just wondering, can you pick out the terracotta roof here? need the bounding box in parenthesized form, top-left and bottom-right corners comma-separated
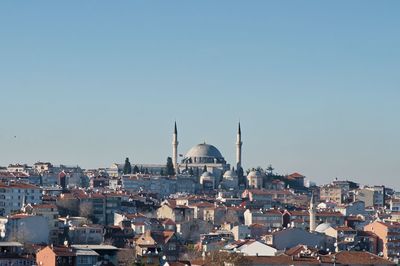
(321, 251, 395, 265)
(32, 204, 57, 209)
(377, 221, 400, 228)
(161, 218, 176, 226)
(0, 182, 40, 189)
(288, 210, 309, 216)
(285, 244, 318, 256)
(191, 202, 215, 208)
(242, 251, 395, 265)
(316, 211, 343, 217)
(249, 223, 267, 229)
(287, 172, 305, 179)
(9, 214, 30, 219)
(245, 254, 320, 265)
(335, 226, 356, 232)
(247, 189, 292, 195)
(41, 246, 76, 257)
(150, 230, 175, 245)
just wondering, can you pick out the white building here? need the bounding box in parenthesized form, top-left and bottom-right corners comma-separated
(5, 214, 50, 244)
(244, 209, 283, 228)
(7, 164, 29, 174)
(224, 239, 277, 256)
(0, 182, 42, 216)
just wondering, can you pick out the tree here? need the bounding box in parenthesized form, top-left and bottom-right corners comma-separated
(207, 251, 251, 266)
(132, 165, 139, 174)
(203, 165, 208, 173)
(166, 157, 175, 176)
(116, 248, 137, 266)
(266, 164, 274, 176)
(237, 166, 244, 185)
(123, 158, 132, 174)
(79, 201, 96, 223)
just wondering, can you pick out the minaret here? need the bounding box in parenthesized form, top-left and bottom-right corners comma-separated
(309, 193, 316, 232)
(236, 122, 243, 170)
(172, 121, 179, 171)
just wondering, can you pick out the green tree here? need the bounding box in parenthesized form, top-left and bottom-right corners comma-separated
(166, 157, 175, 176)
(237, 166, 245, 187)
(123, 157, 132, 174)
(203, 165, 208, 173)
(132, 165, 139, 174)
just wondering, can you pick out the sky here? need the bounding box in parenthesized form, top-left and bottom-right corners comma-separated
(0, 1, 399, 187)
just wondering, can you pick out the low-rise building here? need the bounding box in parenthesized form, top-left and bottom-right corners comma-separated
(263, 228, 331, 251)
(364, 221, 400, 260)
(244, 209, 283, 228)
(68, 224, 104, 245)
(0, 182, 42, 215)
(224, 239, 277, 256)
(157, 202, 194, 223)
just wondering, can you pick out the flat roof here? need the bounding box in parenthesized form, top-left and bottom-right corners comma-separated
(75, 249, 99, 256)
(71, 245, 118, 250)
(0, 242, 23, 247)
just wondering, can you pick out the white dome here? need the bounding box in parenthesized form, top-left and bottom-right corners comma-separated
(315, 223, 333, 233)
(200, 171, 215, 185)
(223, 170, 238, 180)
(201, 171, 213, 178)
(247, 170, 262, 179)
(182, 143, 226, 164)
(186, 143, 223, 158)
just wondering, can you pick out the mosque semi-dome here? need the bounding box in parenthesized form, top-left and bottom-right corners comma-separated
(223, 170, 238, 180)
(182, 143, 226, 164)
(200, 171, 215, 185)
(247, 170, 262, 179)
(315, 223, 333, 233)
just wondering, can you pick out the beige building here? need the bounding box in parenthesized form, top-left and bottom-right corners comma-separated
(355, 186, 385, 208)
(31, 204, 59, 244)
(319, 184, 343, 204)
(364, 221, 400, 260)
(247, 171, 263, 189)
(157, 203, 194, 223)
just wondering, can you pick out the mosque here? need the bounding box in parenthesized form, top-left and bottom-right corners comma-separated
(172, 122, 243, 189)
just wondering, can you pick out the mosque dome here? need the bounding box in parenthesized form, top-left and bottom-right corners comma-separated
(221, 170, 239, 190)
(223, 170, 238, 180)
(200, 171, 214, 185)
(315, 223, 333, 233)
(182, 143, 226, 164)
(247, 170, 262, 179)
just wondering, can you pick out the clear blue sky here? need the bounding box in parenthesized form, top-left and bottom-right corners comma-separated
(0, 1, 399, 187)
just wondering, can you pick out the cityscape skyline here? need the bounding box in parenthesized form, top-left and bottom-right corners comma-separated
(2, 2, 400, 265)
(1, 1, 399, 187)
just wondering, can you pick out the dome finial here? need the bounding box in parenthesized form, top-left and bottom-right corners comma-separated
(174, 121, 177, 134)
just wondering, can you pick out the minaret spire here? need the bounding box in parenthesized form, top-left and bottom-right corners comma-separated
(172, 121, 179, 172)
(236, 121, 242, 170)
(309, 193, 316, 232)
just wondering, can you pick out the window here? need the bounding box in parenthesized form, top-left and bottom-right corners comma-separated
(78, 256, 89, 264)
